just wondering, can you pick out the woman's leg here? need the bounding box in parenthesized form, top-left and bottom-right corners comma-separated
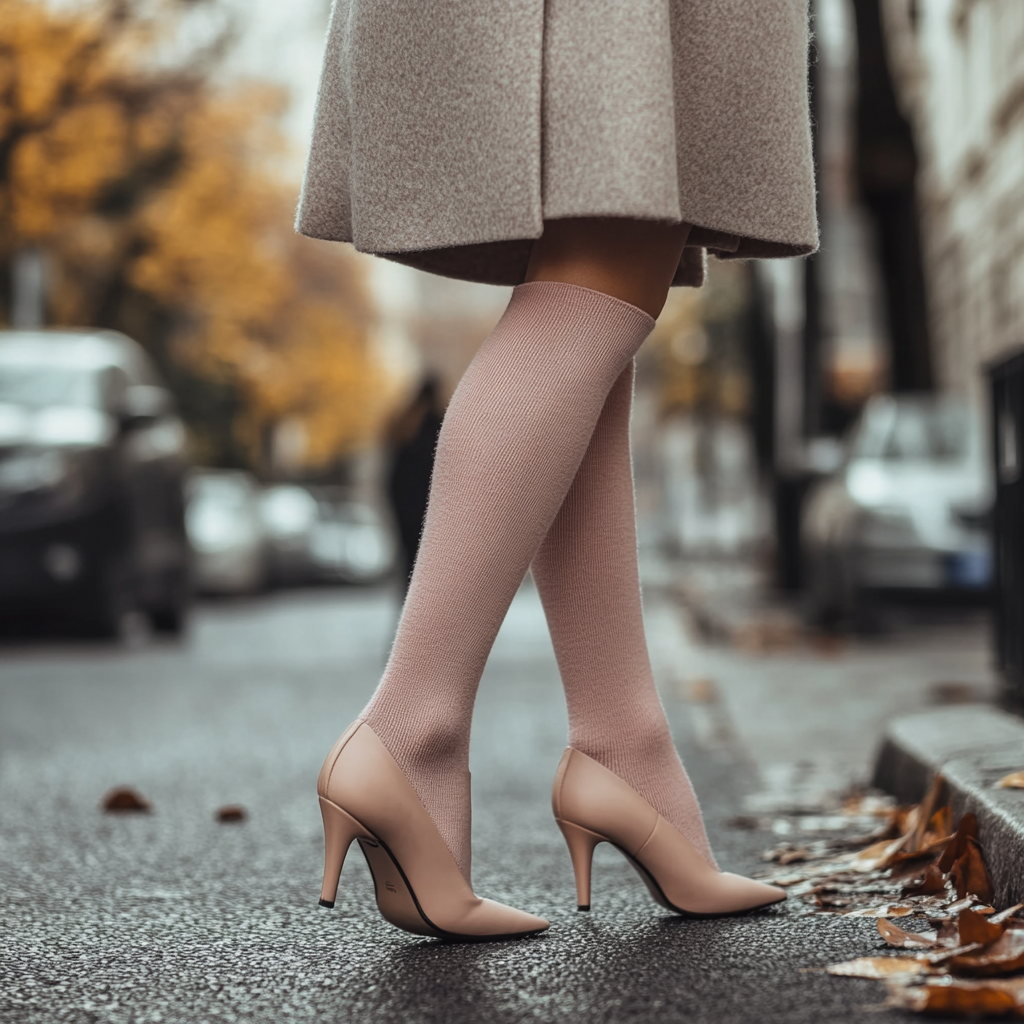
(362, 218, 689, 880)
(522, 217, 689, 318)
(527, 218, 714, 867)
(531, 363, 716, 867)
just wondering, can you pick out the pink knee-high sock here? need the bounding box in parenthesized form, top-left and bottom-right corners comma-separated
(531, 362, 717, 868)
(361, 282, 654, 879)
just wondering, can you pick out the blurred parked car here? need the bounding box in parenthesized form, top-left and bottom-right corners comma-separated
(260, 483, 320, 586)
(307, 489, 394, 585)
(0, 329, 190, 636)
(803, 394, 993, 626)
(186, 470, 267, 594)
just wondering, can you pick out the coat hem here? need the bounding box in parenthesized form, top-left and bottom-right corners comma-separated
(295, 213, 817, 290)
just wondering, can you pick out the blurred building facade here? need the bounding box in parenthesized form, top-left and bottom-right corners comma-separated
(883, 0, 1024, 396)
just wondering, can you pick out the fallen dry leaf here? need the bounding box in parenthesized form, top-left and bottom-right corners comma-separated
(886, 975, 1024, 1017)
(777, 847, 813, 865)
(935, 897, 990, 919)
(842, 793, 898, 819)
(959, 907, 1006, 947)
(852, 837, 908, 873)
(891, 805, 919, 838)
(931, 918, 961, 945)
(995, 771, 1024, 790)
(878, 919, 939, 948)
(906, 777, 949, 854)
(951, 840, 995, 905)
(844, 903, 915, 919)
(915, 943, 984, 966)
(760, 792, 999, 935)
(950, 929, 1024, 977)
(827, 957, 929, 980)
(938, 813, 979, 873)
(216, 805, 247, 823)
(904, 864, 948, 897)
(102, 787, 151, 813)
(991, 904, 1024, 925)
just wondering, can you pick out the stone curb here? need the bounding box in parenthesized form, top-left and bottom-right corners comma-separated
(872, 705, 1024, 907)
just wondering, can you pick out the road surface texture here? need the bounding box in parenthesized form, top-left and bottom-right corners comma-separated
(1, 577, 991, 1024)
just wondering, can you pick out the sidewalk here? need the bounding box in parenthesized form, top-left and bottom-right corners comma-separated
(646, 557, 1000, 812)
(0, 574, 1000, 1024)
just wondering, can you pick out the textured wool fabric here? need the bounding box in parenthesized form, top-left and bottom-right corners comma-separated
(296, 0, 818, 288)
(531, 362, 716, 868)
(361, 282, 654, 879)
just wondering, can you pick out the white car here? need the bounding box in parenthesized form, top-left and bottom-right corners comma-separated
(186, 470, 268, 594)
(307, 495, 394, 585)
(260, 484, 320, 586)
(802, 394, 993, 626)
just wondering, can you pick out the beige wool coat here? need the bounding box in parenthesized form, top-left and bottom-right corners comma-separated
(297, 0, 818, 287)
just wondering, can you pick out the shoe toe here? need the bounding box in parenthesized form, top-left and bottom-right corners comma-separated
(474, 898, 549, 937)
(719, 873, 787, 911)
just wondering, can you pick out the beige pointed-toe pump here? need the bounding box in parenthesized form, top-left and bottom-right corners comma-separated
(552, 748, 786, 916)
(317, 721, 549, 941)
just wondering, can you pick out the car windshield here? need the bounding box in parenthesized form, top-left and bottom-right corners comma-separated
(850, 399, 975, 462)
(0, 364, 100, 409)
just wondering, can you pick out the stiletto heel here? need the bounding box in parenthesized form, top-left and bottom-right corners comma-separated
(556, 819, 601, 911)
(318, 796, 371, 908)
(552, 748, 786, 918)
(316, 721, 548, 940)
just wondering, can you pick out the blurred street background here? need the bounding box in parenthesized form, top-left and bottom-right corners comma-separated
(2, 1, 1023, 1021)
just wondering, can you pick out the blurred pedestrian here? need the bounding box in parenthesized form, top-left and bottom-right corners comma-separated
(299, 0, 818, 939)
(385, 377, 445, 595)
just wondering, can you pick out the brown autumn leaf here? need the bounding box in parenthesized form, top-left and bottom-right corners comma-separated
(777, 847, 813, 866)
(926, 805, 954, 844)
(936, 897, 992, 919)
(814, 894, 857, 910)
(891, 805, 919, 838)
(844, 903, 915, 918)
(991, 904, 1024, 925)
(931, 917, 961, 945)
(827, 957, 929, 980)
(903, 864, 947, 897)
(959, 908, 1007, 948)
(760, 798, 999, 928)
(216, 805, 247, 823)
(950, 929, 1024, 977)
(101, 787, 151, 813)
(886, 975, 1024, 1017)
(938, 813, 979, 873)
(995, 771, 1024, 790)
(904, 894, 967, 917)
(951, 838, 994, 905)
(915, 943, 984, 965)
(878, 919, 939, 948)
(852, 837, 908, 873)
(907, 776, 949, 854)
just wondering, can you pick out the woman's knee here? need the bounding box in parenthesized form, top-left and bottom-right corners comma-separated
(524, 217, 691, 319)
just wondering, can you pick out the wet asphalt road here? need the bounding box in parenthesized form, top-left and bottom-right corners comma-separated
(0, 584, 957, 1024)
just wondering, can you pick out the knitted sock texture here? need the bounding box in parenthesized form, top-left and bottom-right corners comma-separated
(532, 362, 716, 868)
(361, 282, 655, 880)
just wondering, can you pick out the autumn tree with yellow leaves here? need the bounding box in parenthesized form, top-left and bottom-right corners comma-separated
(0, 0, 389, 472)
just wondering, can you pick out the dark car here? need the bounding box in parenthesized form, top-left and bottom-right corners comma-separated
(0, 329, 191, 636)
